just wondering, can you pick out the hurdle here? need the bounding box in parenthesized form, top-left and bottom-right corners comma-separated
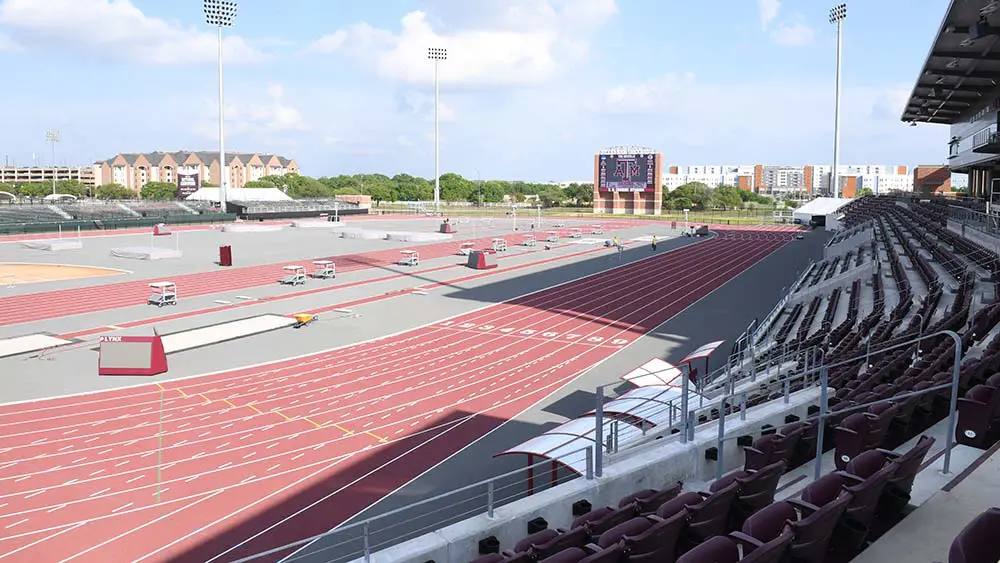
(591, 224, 604, 235)
(545, 231, 560, 243)
(458, 242, 476, 256)
(399, 250, 420, 267)
(279, 265, 307, 285)
(553, 221, 566, 228)
(147, 281, 177, 307)
(522, 234, 537, 247)
(310, 260, 336, 279)
(568, 228, 582, 239)
(491, 238, 508, 252)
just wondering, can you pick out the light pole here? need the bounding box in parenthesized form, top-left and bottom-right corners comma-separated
(45, 130, 60, 196)
(428, 47, 447, 214)
(829, 4, 846, 198)
(205, 0, 237, 212)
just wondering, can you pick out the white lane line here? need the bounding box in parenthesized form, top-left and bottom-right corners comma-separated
(126, 475, 144, 484)
(5, 518, 28, 529)
(89, 488, 110, 497)
(112, 502, 134, 513)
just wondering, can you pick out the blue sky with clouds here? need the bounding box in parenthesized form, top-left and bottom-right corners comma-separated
(0, 0, 954, 182)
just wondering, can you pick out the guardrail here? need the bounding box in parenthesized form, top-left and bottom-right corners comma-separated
(0, 213, 237, 235)
(232, 447, 595, 563)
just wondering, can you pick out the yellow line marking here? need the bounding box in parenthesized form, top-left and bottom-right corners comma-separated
(176, 389, 189, 398)
(274, 410, 293, 422)
(248, 404, 265, 415)
(303, 417, 323, 429)
(223, 399, 238, 409)
(331, 423, 355, 436)
(198, 393, 211, 404)
(365, 431, 389, 444)
(155, 382, 165, 391)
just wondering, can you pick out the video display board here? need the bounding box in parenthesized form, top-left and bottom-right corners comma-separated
(598, 153, 656, 192)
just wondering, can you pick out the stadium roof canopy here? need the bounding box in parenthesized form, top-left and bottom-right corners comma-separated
(185, 187, 292, 202)
(902, 0, 1000, 124)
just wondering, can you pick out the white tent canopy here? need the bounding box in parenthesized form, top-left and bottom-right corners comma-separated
(792, 197, 851, 228)
(184, 187, 292, 202)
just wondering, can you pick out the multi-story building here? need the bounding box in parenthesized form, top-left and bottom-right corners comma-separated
(0, 166, 97, 192)
(663, 164, 914, 196)
(93, 152, 299, 192)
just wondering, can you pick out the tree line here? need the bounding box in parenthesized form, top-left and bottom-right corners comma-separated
(0, 175, 804, 210)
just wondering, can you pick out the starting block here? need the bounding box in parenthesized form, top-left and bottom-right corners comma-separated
(458, 242, 476, 256)
(522, 234, 536, 247)
(467, 250, 498, 270)
(568, 229, 582, 239)
(292, 313, 319, 328)
(399, 250, 420, 267)
(279, 265, 307, 285)
(153, 223, 172, 236)
(310, 260, 336, 279)
(147, 281, 177, 307)
(553, 222, 566, 228)
(491, 238, 508, 252)
(591, 224, 604, 235)
(545, 231, 560, 243)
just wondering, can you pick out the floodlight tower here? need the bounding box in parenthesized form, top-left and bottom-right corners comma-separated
(45, 129, 60, 195)
(428, 47, 447, 213)
(829, 4, 847, 198)
(204, 0, 237, 211)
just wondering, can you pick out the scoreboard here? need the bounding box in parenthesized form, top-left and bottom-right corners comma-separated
(597, 153, 656, 192)
(98, 335, 168, 376)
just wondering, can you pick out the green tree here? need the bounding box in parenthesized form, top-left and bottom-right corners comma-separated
(95, 183, 134, 200)
(140, 182, 179, 200)
(856, 188, 874, 198)
(672, 196, 694, 211)
(564, 183, 594, 205)
(17, 183, 52, 198)
(244, 180, 276, 188)
(391, 174, 433, 201)
(438, 173, 474, 202)
(714, 185, 743, 210)
(538, 186, 566, 207)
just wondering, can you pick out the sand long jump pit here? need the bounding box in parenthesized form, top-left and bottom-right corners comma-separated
(0, 262, 129, 285)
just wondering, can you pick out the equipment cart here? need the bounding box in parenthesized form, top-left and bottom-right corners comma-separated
(279, 265, 307, 285)
(399, 250, 420, 267)
(491, 238, 508, 252)
(310, 260, 336, 279)
(147, 281, 177, 307)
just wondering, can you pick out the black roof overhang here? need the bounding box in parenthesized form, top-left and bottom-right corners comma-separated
(902, 0, 1000, 125)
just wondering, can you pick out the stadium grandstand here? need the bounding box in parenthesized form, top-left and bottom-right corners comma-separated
(227, 2, 1000, 562)
(3, 3, 1000, 563)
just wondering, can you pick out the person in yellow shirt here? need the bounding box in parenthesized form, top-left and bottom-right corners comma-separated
(652, 235, 657, 251)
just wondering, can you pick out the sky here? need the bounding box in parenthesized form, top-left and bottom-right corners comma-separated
(0, 0, 956, 182)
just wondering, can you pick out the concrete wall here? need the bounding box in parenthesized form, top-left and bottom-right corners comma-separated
(349, 387, 822, 563)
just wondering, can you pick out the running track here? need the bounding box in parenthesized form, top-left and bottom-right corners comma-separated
(0, 231, 792, 562)
(0, 224, 795, 328)
(0, 233, 563, 327)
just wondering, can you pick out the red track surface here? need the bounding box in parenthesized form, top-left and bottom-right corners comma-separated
(0, 234, 551, 327)
(0, 230, 791, 562)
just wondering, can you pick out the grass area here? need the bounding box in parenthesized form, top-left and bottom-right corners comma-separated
(373, 204, 795, 226)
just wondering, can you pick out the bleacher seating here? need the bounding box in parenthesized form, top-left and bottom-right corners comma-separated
(0, 204, 67, 224)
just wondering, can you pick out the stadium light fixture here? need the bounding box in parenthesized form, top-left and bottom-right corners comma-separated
(205, 0, 238, 212)
(428, 47, 447, 213)
(829, 4, 846, 198)
(45, 129, 60, 195)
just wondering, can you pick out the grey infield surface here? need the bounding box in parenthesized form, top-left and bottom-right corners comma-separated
(286, 228, 830, 563)
(0, 221, 688, 401)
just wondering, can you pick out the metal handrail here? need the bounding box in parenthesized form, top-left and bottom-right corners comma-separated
(231, 446, 595, 563)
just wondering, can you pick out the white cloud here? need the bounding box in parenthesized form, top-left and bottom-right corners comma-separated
(755, 0, 815, 47)
(194, 83, 307, 140)
(396, 91, 457, 123)
(595, 74, 936, 154)
(0, 0, 265, 64)
(771, 22, 816, 46)
(758, 0, 781, 28)
(307, 0, 618, 87)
